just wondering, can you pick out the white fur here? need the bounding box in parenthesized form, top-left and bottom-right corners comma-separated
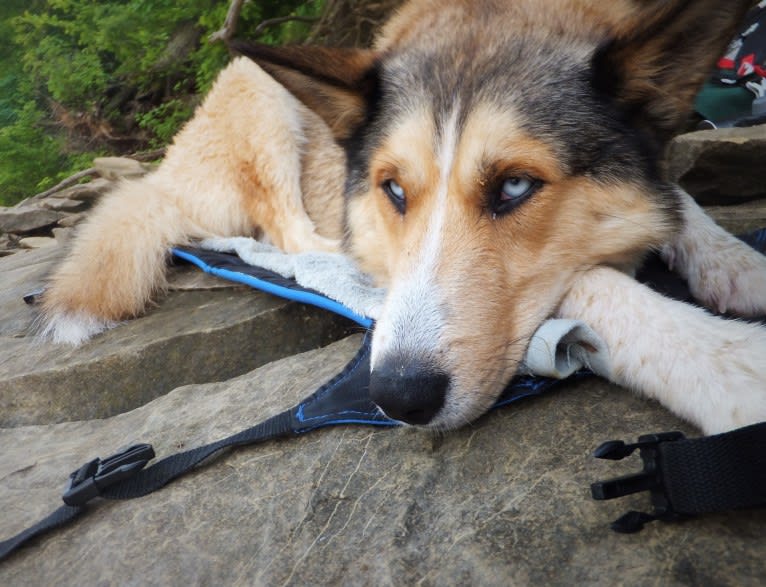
(663, 189, 766, 316)
(37, 312, 118, 346)
(558, 267, 766, 434)
(370, 108, 460, 370)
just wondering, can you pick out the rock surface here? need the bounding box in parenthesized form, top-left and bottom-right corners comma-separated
(667, 126, 766, 204)
(93, 156, 151, 180)
(0, 206, 63, 234)
(17, 236, 58, 249)
(0, 158, 144, 252)
(1, 338, 764, 586)
(705, 198, 766, 235)
(0, 247, 354, 427)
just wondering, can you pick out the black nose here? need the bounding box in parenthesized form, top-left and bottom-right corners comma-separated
(369, 361, 449, 425)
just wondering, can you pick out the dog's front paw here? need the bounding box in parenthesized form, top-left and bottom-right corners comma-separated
(38, 309, 117, 346)
(663, 235, 766, 317)
(668, 190, 766, 317)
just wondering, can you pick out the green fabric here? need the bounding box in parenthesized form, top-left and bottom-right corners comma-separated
(694, 81, 754, 122)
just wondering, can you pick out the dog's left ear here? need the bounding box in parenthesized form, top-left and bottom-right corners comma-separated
(592, 0, 752, 145)
(230, 41, 379, 141)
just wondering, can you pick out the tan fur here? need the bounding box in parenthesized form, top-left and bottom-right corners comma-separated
(379, 0, 637, 48)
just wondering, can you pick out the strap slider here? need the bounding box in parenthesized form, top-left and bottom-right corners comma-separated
(590, 431, 685, 533)
(62, 444, 155, 506)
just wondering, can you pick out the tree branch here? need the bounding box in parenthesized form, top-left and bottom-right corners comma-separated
(22, 168, 99, 205)
(130, 148, 167, 162)
(209, 0, 246, 44)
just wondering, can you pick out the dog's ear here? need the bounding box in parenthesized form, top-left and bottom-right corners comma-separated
(592, 0, 751, 145)
(230, 41, 379, 141)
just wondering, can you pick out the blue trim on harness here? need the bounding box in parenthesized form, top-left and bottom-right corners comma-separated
(171, 248, 373, 328)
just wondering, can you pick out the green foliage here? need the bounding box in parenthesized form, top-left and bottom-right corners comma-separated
(135, 99, 195, 147)
(0, 103, 73, 201)
(0, 0, 323, 206)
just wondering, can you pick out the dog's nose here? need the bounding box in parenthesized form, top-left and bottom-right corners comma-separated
(369, 362, 448, 425)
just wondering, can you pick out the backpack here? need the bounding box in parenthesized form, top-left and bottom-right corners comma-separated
(695, 1, 766, 127)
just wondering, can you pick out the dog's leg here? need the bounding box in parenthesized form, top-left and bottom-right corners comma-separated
(662, 189, 766, 316)
(229, 65, 342, 254)
(40, 177, 194, 345)
(40, 58, 338, 345)
(557, 266, 766, 434)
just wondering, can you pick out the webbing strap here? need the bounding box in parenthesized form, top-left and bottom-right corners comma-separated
(0, 506, 84, 561)
(103, 412, 296, 499)
(591, 422, 766, 532)
(661, 423, 766, 514)
(0, 410, 296, 562)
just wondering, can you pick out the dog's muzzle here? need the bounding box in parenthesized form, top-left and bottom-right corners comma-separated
(369, 360, 449, 425)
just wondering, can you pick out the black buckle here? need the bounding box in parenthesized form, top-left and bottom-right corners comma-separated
(590, 431, 685, 533)
(62, 444, 155, 506)
(23, 288, 45, 305)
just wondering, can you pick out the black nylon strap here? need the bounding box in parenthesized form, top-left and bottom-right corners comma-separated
(0, 411, 294, 562)
(661, 422, 766, 514)
(0, 505, 84, 560)
(52, 410, 305, 506)
(591, 422, 766, 532)
(103, 412, 295, 499)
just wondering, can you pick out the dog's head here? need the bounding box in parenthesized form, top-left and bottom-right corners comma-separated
(235, 0, 750, 428)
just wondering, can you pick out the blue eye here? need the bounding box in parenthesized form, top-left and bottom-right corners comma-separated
(492, 176, 540, 216)
(501, 177, 533, 201)
(383, 179, 406, 214)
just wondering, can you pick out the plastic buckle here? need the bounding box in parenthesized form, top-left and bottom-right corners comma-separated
(23, 288, 45, 305)
(62, 444, 155, 506)
(590, 431, 685, 533)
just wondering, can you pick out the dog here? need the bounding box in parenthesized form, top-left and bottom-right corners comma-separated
(40, 0, 766, 434)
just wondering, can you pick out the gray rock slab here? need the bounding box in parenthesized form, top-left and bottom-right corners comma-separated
(165, 263, 243, 291)
(0, 246, 63, 335)
(0, 337, 762, 586)
(93, 157, 150, 180)
(39, 197, 90, 213)
(0, 247, 353, 427)
(56, 178, 113, 202)
(52, 227, 73, 245)
(17, 236, 58, 250)
(0, 206, 63, 234)
(706, 199, 766, 235)
(667, 126, 766, 205)
(56, 212, 87, 227)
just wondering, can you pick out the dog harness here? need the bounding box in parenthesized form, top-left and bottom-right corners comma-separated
(2, 237, 766, 561)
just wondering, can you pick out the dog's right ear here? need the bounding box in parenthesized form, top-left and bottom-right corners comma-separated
(591, 0, 752, 146)
(230, 41, 379, 141)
